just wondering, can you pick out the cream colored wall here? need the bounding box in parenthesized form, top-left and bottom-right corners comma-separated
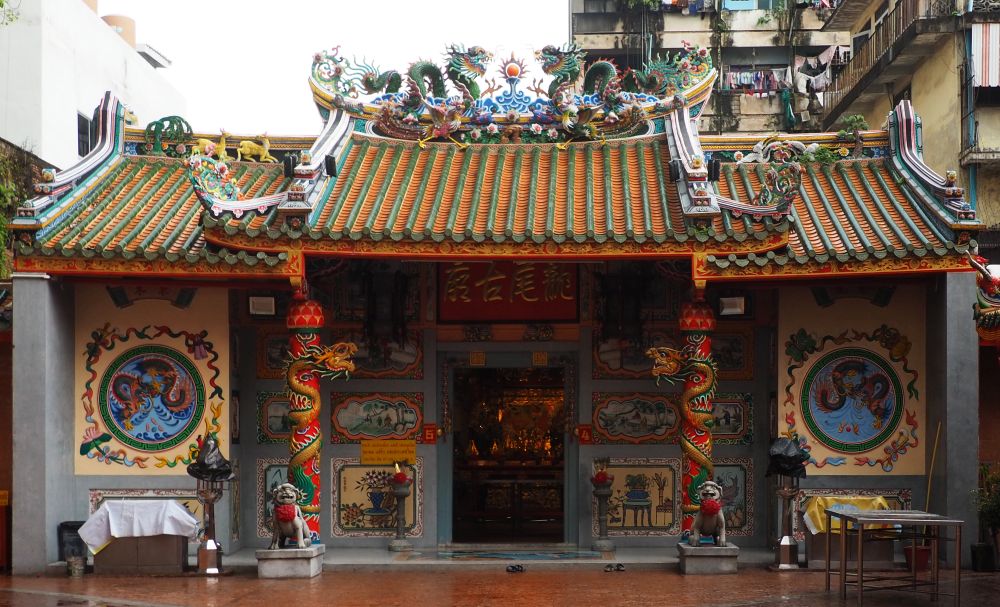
(74, 285, 229, 475)
(910, 37, 962, 176)
(975, 165, 1000, 228)
(977, 106, 1000, 150)
(867, 95, 892, 129)
(847, 0, 889, 36)
(855, 37, 961, 175)
(777, 285, 926, 476)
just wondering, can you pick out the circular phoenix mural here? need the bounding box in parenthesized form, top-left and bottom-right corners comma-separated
(801, 348, 903, 453)
(99, 345, 205, 451)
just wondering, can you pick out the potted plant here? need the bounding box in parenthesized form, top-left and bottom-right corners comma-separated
(972, 464, 1000, 572)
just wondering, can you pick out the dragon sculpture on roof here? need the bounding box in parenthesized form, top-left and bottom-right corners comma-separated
(309, 41, 716, 146)
(970, 252, 1000, 345)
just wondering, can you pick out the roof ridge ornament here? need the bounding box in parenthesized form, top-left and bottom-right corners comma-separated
(308, 41, 716, 145)
(187, 154, 285, 220)
(887, 99, 976, 224)
(16, 92, 130, 223)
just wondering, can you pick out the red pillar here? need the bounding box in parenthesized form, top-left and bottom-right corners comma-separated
(285, 291, 325, 541)
(678, 300, 717, 534)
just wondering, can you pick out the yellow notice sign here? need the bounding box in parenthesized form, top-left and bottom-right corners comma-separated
(0, 490, 8, 506)
(360, 440, 416, 465)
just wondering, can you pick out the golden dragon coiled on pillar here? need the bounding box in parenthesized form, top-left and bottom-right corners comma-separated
(285, 340, 356, 518)
(647, 337, 717, 526)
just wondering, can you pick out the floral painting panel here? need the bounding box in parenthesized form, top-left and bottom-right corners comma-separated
(331, 457, 423, 537)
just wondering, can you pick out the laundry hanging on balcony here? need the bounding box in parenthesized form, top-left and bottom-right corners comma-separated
(972, 23, 1000, 87)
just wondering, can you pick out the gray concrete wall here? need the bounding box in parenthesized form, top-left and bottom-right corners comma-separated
(12, 275, 76, 573)
(926, 272, 980, 560)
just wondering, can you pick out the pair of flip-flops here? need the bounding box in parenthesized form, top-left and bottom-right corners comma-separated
(505, 564, 525, 573)
(603, 563, 626, 572)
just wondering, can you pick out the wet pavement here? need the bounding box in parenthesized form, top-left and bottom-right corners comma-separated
(1, 567, 999, 607)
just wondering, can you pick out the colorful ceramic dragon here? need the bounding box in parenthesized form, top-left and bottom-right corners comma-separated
(582, 59, 619, 95)
(622, 43, 714, 97)
(407, 45, 492, 99)
(444, 44, 492, 99)
(536, 43, 586, 99)
(286, 337, 356, 538)
(970, 252, 1000, 343)
(647, 308, 718, 534)
(361, 67, 402, 95)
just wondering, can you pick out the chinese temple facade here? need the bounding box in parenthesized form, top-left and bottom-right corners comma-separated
(8, 43, 984, 572)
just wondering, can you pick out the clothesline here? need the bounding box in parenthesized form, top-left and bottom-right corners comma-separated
(720, 68, 793, 96)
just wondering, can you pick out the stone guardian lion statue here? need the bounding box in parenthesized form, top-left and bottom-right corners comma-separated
(690, 480, 726, 547)
(269, 483, 311, 549)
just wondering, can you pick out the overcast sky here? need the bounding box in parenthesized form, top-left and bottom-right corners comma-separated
(99, 0, 571, 135)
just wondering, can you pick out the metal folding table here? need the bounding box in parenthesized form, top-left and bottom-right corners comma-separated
(824, 509, 963, 606)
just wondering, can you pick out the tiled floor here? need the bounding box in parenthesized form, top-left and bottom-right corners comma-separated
(218, 546, 776, 569)
(2, 567, 999, 607)
(1, 548, 997, 606)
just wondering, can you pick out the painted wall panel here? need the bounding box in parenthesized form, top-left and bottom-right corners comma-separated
(74, 285, 229, 474)
(778, 286, 925, 475)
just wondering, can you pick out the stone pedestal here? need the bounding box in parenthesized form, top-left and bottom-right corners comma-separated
(676, 542, 739, 575)
(388, 480, 413, 552)
(255, 544, 325, 578)
(591, 481, 615, 552)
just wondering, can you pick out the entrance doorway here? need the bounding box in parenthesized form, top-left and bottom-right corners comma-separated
(451, 367, 565, 543)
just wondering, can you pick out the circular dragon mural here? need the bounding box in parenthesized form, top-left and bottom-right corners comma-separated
(801, 348, 903, 453)
(99, 346, 205, 452)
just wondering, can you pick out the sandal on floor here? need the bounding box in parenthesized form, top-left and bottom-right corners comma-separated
(615, 563, 626, 572)
(604, 564, 615, 572)
(506, 564, 524, 573)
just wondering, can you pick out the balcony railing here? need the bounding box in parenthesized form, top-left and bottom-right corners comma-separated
(825, 0, 922, 118)
(824, 0, 958, 124)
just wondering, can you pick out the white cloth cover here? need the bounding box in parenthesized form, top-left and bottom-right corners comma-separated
(78, 499, 199, 554)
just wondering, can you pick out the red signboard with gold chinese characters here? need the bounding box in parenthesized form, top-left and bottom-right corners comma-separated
(438, 262, 577, 322)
